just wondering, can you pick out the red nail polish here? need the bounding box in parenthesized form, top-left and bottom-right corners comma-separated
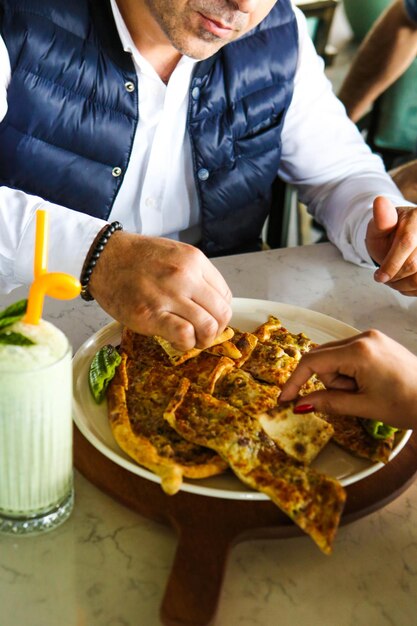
(293, 403, 314, 414)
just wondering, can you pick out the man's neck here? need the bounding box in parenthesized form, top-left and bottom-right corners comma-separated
(115, 0, 182, 82)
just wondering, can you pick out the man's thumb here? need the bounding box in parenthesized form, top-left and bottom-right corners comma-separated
(372, 195, 398, 235)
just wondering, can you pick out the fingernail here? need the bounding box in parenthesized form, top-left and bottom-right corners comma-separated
(374, 270, 390, 284)
(293, 403, 315, 414)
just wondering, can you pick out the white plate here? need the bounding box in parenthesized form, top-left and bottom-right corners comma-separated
(72, 298, 411, 500)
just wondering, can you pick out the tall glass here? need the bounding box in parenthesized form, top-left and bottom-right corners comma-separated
(0, 320, 73, 534)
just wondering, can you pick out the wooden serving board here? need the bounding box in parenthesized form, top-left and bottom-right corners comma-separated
(74, 425, 417, 626)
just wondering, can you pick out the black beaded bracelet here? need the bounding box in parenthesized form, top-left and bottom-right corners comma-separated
(80, 221, 123, 301)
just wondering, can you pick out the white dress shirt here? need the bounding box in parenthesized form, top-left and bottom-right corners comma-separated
(0, 3, 408, 293)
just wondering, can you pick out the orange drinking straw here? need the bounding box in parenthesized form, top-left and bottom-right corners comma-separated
(24, 210, 81, 325)
(34, 208, 49, 277)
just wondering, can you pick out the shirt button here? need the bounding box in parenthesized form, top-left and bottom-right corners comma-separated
(112, 167, 122, 177)
(191, 86, 200, 100)
(125, 81, 135, 92)
(145, 197, 156, 208)
(197, 168, 209, 181)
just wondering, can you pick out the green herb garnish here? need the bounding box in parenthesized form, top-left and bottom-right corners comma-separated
(0, 314, 27, 330)
(0, 299, 27, 323)
(362, 419, 398, 440)
(89, 344, 122, 404)
(0, 331, 35, 346)
(0, 299, 33, 345)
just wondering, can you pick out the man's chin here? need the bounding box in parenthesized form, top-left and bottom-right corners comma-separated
(175, 35, 230, 60)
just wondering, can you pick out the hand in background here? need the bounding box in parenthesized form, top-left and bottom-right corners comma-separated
(279, 330, 417, 429)
(87, 231, 233, 351)
(366, 195, 417, 296)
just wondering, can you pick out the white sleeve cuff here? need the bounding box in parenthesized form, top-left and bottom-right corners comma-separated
(14, 201, 108, 285)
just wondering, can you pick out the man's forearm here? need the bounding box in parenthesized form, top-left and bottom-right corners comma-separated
(339, 0, 417, 122)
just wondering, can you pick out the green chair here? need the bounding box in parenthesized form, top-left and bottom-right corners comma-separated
(342, 0, 391, 42)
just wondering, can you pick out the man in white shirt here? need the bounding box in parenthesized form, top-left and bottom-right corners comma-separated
(1, 0, 417, 351)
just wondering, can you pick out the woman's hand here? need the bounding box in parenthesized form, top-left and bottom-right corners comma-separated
(87, 231, 233, 352)
(280, 329, 417, 429)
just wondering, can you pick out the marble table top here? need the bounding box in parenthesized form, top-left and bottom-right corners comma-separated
(1, 242, 417, 626)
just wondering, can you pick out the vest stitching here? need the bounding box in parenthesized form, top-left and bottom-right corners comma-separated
(190, 80, 289, 123)
(187, 136, 281, 175)
(6, 8, 94, 43)
(4, 123, 118, 169)
(14, 68, 136, 120)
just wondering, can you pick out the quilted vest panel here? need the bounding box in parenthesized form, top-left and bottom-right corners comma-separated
(0, 0, 298, 255)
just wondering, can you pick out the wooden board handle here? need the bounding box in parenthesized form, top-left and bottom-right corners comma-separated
(160, 523, 234, 626)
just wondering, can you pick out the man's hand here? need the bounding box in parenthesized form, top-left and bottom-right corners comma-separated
(279, 330, 417, 429)
(366, 195, 417, 295)
(87, 231, 233, 351)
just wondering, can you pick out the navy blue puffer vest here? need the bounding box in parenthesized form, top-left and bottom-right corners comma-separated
(0, 0, 298, 256)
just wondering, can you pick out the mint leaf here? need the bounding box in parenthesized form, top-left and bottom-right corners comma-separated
(0, 314, 26, 330)
(0, 299, 27, 320)
(0, 331, 35, 346)
(0, 299, 28, 330)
